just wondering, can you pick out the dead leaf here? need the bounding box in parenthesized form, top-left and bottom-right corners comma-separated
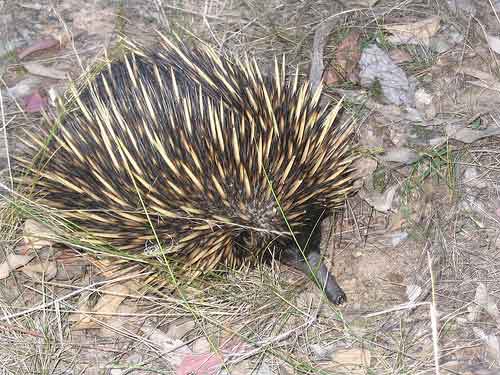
(101, 300, 139, 336)
(325, 32, 362, 85)
(24, 62, 68, 80)
(360, 184, 399, 213)
(475, 283, 500, 323)
(333, 348, 371, 366)
(388, 211, 406, 231)
(415, 88, 436, 120)
(71, 282, 132, 330)
(310, 343, 335, 360)
(17, 37, 60, 60)
(176, 353, 223, 375)
(389, 48, 412, 63)
(487, 34, 500, 55)
(459, 67, 496, 81)
(47, 87, 60, 106)
(385, 16, 441, 46)
(7, 77, 42, 98)
(473, 328, 500, 362)
(0, 254, 35, 279)
(446, 126, 500, 143)
(457, 67, 500, 91)
(23, 219, 56, 249)
(440, 361, 498, 375)
(380, 147, 419, 164)
(320, 348, 372, 374)
(22, 90, 48, 113)
(463, 167, 488, 189)
(192, 337, 211, 353)
(21, 260, 57, 281)
(18, 3, 44, 10)
(143, 326, 192, 366)
(230, 362, 273, 375)
(166, 320, 196, 341)
(448, 0, 477, 15)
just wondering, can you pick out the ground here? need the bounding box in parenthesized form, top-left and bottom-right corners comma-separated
(1, 0, 500, 374)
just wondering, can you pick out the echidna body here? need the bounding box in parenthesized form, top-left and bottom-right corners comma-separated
(19, 34, 357, 304)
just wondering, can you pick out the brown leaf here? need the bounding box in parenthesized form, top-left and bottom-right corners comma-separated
(325, 32, 362, 85)
(23, 219, 56, 249)
(7, 77, 42, 99)
(143, 326, 191, 367)
(23, 62, 67, 80)
(474, 328, 500, 363)
(360, 184, 399, 213)
(22, 90, 48, 113)
(385, 16, 441, 46)
(457, 67, 500, 91)
(70, 282, 132, 330)
(446, 126, 500, 143)
(0, 254, 35, 279)
(389, 48, 412, 64)
(21, 260, 57, 281)
(166, 320, 196, 341)
(320, 348, 372, 374)
(380, 147, 419, 164)
(17, 37, 60, 60)
(333, 348, 371, 366)
(176, 353, 223, 375)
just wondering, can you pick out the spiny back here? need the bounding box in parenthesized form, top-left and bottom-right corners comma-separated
(19, 34, 357, 273)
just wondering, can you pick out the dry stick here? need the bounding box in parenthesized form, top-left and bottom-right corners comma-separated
(428, 250, 441, 375)
(363, 206, 374, 247)
(346, 199, 362, 242)
(309, 8, 366, 90)
(489, 0, 500, 26)
(309, 19, 336, 91)
(0, 322, 44, 337)
(0, 89, 14, 192)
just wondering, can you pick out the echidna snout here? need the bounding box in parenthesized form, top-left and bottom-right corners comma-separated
(303, 252, 347, 305)
(282, 246, 346, 305)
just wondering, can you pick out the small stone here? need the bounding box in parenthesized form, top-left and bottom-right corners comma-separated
(463, 167, 487, 189)
(192, 337, 211, 353)
(166, 319, 196, 340)
(415, 88, 436, 120)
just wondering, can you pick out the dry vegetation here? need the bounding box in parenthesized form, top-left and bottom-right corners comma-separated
(1, 0, 500, 374)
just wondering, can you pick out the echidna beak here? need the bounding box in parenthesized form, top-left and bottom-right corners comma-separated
(304, 251, 347, 305)
(281, 248, 347, 305)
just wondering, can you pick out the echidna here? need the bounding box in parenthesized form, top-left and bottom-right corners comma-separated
(17, 33, 357, 304)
